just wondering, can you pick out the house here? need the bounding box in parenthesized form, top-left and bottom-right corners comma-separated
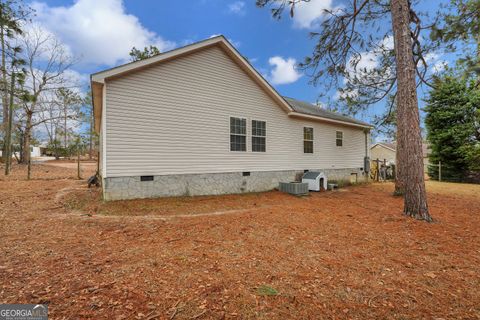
(0, 145, 41, 158)
(370, 142, 397, 164)
(370, 142, 430, 166)
(91, 36, 373, 200)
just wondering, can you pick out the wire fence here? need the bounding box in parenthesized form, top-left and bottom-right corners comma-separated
(370, 158, 480, 183)
(426, 162, 480, 183)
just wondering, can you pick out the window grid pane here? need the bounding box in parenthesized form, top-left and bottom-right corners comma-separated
(230, 135, 246, 151)
(231, 117, 246, 135)
(252, 120, 266, 137)
(252, 137, 266, 152)
(304, 141, 313, 153)
(304, 127, 313, 141)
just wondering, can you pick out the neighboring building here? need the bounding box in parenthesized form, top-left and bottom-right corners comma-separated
(0, 145, 42, 158)
(370, 142, 430, 166)
(370, 142, 397, 164)
(91, 36, 373, 200)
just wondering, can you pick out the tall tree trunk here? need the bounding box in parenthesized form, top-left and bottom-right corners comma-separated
(394, 116, 405, 196)
(19, 131, 23, 163)
(64, 104, 67, 149)
(77, 145, 81, 179)
(391, 0, 431, 221)
(23, 114, 32, 165)
(1, 22, 8, 164)
(477, 10, 480, 85)
(89, 110, 93, 160)
(4, 68, 15, 175)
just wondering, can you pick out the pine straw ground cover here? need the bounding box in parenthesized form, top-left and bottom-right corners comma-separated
(1, 162, 480, 319)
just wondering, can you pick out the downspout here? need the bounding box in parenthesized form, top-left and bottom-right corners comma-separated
(90, 85, 99, 177)
(364, 129, 370, 179)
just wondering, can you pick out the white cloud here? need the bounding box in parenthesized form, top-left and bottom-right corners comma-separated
(425, 52, 448, 73)
(432, 60, 448, 73)
(63, 69, 90, 92)
(31, 0, 176, 66)
(336, 36, 394, 101)
(292, 0, 334, 29)
(268, 56, 302, 85)
(228, 1, 246, 15)
(348, 36, 393, 74)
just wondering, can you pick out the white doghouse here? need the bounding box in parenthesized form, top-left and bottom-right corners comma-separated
(302, 171, 328, 191)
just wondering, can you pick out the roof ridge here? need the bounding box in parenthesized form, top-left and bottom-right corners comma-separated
(91, 35, 227, 77)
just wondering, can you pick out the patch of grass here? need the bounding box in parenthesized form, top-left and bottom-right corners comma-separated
(256, 285, 278, 296)
(62, 189, 101, 214)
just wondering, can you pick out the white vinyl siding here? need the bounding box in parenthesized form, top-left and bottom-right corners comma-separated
(104, 46, 368, 177)
(371, 145, 396, 163)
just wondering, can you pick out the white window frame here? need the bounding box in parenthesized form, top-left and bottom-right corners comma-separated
(229, 116, 247, 152)
(336, 131, 343, 147)
(251, 119, 266, 152)
(304, 127, 314, 154)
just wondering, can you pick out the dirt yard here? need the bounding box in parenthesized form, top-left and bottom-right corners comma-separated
(1, 162, 479, 319)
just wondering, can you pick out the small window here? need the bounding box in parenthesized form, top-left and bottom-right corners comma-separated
(242, 171, 251, 176)
(252, 120, 266, 152)
(304, 127, 313, 153)
(141, 175, 154, 181)
(230, 117, 246, 151)
(336, 131, 343, 147)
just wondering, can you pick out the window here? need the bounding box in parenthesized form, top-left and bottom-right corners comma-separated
(336, 131, 343, 147)
(304, 127, 313, 153)
(252, 120, 266, 152)
(230, 117, 246, 151)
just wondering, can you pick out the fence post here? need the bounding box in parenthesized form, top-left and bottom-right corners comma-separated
(438, 161, 442, 182)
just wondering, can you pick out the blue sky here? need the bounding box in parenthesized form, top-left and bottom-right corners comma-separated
(29, 0, 454, 137)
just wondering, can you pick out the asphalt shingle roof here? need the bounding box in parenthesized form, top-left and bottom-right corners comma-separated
(283, 97, 372, 127)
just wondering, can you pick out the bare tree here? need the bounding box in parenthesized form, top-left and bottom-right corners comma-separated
(17, 26, 75, 169)
(82, 89, 95, 160)
(37, 87, 83, 159)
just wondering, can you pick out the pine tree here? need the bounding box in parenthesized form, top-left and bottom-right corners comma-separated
(425, 75, 480, 180)
(257, 0, 433, 221)
(129, 45, 161, 62)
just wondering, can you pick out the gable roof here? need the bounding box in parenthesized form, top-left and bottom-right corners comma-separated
(372, 142, 397, 152)
(91, 35, 372, 132)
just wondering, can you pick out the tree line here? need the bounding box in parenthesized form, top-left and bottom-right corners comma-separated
(0, 0, 94, 178)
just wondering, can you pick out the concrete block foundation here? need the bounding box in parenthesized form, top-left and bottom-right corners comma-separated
(103, 168, 368, 200)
